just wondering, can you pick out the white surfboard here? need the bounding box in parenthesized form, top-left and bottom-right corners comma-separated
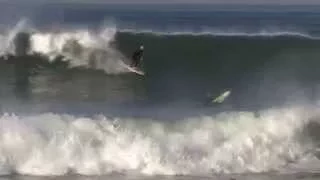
(212, 90, 231, 103)
(120, 62, 145, 76)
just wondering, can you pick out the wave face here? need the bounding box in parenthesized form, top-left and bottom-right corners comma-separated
(115, 31, 320, 106)
(0, 107, 319, 176)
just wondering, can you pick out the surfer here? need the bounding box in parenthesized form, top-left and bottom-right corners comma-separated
(131, 45, 144, 68)
(14, 31, 32, 56)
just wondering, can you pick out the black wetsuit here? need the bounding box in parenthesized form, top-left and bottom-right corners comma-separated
(132, 49, 143, 67)
(14, 32, 31, 56)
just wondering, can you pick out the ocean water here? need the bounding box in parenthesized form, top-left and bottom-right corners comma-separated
(0, 2, 320, 180)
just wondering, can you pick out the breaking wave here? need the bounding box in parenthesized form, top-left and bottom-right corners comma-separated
(0, 19, 131, 75)
(1, 20, 320, 107)
(0, 19, 318, 77)
(0, 107, 319, 176)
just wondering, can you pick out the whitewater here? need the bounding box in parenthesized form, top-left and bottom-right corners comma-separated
(0, 106, 319, 176)
(0, 19, 134, 75)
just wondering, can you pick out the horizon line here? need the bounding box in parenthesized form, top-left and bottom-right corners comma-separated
(3, 1, 320, 5)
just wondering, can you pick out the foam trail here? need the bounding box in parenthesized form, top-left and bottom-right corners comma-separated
(0, 107, 318, 176)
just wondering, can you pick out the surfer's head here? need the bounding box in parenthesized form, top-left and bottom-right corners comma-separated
(140, 45, 144, 50)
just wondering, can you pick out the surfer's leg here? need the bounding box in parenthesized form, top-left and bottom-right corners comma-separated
(132, 58, 138, 67)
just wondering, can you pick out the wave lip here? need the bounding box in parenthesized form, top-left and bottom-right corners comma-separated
(0, 107, 318, 176)
(120, 28, 316, 39)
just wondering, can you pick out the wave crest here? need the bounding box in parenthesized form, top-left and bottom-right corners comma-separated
(120, 28, 315, 39)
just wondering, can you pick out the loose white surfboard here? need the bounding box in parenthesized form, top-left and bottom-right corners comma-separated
(212, 90, 231, 103)
(120, 62, 145, 76)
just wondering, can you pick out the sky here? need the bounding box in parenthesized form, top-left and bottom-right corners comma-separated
(109, 0, 320, 4)
(3, 0, 320, 4)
